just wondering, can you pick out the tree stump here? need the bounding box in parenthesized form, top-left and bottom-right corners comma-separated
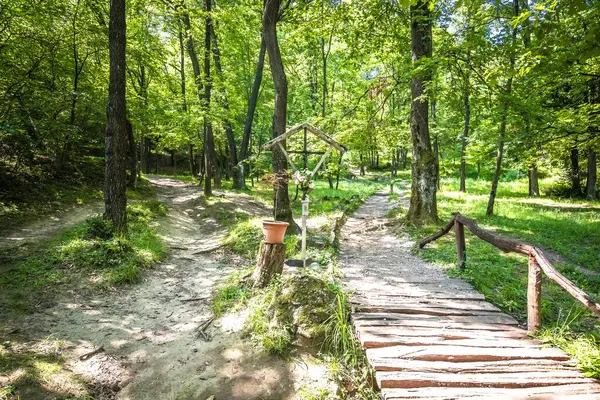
(252, 241, 286, 288)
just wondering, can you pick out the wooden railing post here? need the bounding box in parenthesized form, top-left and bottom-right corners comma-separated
(454, 218, 466, 270)
(527, 251, 542, 335)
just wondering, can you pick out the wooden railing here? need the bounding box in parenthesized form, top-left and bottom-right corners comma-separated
(419, 212, 600, 334)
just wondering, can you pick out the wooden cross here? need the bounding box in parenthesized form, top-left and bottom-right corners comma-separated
(264, 122, 345, 176)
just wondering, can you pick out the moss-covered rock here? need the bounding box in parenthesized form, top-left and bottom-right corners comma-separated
(245, 273, 336, 353)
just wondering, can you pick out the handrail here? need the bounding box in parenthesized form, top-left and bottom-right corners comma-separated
(419, 212, 600, 334)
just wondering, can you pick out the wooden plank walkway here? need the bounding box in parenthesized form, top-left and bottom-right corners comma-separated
(340, 192, 600, 400)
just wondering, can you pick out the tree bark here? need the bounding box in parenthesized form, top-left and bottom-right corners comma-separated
(407, 0, 437, 224)
(263, 0, 297, 231)
(570, 147, 581, 196)
(252, 241, 285, 288)
(528, 164, 540, 197)
(586, 149, 597, 200)
(127, 120, 137, 188)
(210, 21, 241, 189)
(202, 0, 216, 194)
(239, 37, 267, 188)
(104, 0, 128, 232)
(487, 0, 519, 216)
(460, 82, 470, 193)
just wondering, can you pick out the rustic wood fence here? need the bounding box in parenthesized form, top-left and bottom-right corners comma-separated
(419, 212, 600, 334)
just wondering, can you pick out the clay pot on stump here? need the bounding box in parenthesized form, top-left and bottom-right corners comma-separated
(261, 220, 289, 244)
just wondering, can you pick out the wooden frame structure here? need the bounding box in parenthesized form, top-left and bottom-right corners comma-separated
(419, 212, 600, 335)
(263, 122, 345, 176)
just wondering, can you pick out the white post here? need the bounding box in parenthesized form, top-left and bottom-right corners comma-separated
(302, 198, 309, 269)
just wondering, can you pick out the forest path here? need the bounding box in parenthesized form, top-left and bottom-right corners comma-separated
(0, 200, 103, 252)
(339, 189, 600, 399)
(3, 177, 316, 400)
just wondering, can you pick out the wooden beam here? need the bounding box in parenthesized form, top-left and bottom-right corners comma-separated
(454, 219, 466, 270)
(311, 145, 334, 177)
(527, 252, 542, 334)
(418, 217, 455, 248)
(263, 123, 306, 149)
(532, 247, 600, 318)
(276, 141, 297, 172)
(304, 123, 346, 153)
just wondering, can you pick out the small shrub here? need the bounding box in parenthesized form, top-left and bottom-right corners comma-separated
(82, 216, 113, 240)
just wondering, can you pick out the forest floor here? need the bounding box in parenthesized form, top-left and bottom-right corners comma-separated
(0, 177, 330, 400)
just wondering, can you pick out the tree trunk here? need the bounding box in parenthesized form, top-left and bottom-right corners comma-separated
(460, 84, 470, 193)
(127, 120, 137, 188)
(487, 0, 519, 217)
(528, 164, 540, 197)
(406, 0, 437, 224)
(431, 99, 440, 190)
(104, 0, 128, 232)
(252, 241, 285, 288)
(263, 0, 297, 232)
(210, 21, 240, 189)
(179, 1, 215, 194)
(239, 37, 267, 188)
(202, 0, 216, 195)
(586, 149, 596, 200)
(570, 147, 581, 196)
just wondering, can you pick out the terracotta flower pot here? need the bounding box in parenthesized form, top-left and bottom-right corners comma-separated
(262, 220, 289, 244)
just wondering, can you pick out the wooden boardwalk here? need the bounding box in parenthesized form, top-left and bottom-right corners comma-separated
(340, 192, 600, 400)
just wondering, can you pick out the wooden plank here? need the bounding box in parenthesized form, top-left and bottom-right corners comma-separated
(366, 345, 571, 363)
(356, 326, 527, 339)
(353, 304, 504, 317)
(344, 276, 472, 287)
(376, 370, 593, 389)
(351, 290, 486, 300)
(369, 358, 575, 373)
(357, 330, 542, 349)
(352, 312, 519, 326)
(381, 384, 600, 399)
(350, 298, 501, 312)
(358, 334, 542, 349)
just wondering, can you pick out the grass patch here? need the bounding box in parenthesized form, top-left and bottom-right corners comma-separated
(0, 200, 167, 316)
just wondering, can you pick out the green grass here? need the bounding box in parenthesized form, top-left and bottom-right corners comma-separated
(244, 178, 383, 217)
(404, 175, 600, 378)
(222, 178, 382, 262)
(0, 200, 167, 316)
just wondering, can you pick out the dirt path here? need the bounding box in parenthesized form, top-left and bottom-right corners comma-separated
(339, 191, 600, 399)
(0, 201, 103, 252)
(2, 177, 326, 399)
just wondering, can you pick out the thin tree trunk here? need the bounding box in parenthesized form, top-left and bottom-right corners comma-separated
(178, 28, 196, 177)
(487, 0, 519, 217)
(210, 20, 241, 188)
(571, 147, 581, 196)
(263, 0, 297, 232)
(127, 120, 137, 188)
(407, 0, 437, 224)
(528, 164, 539, 197)
(239, 37, 266, 188)
(460, 84, 470, 192)
(104, 0, 128, 232)
(179, 1, 214, 193)
(587, 149, 597, 200)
